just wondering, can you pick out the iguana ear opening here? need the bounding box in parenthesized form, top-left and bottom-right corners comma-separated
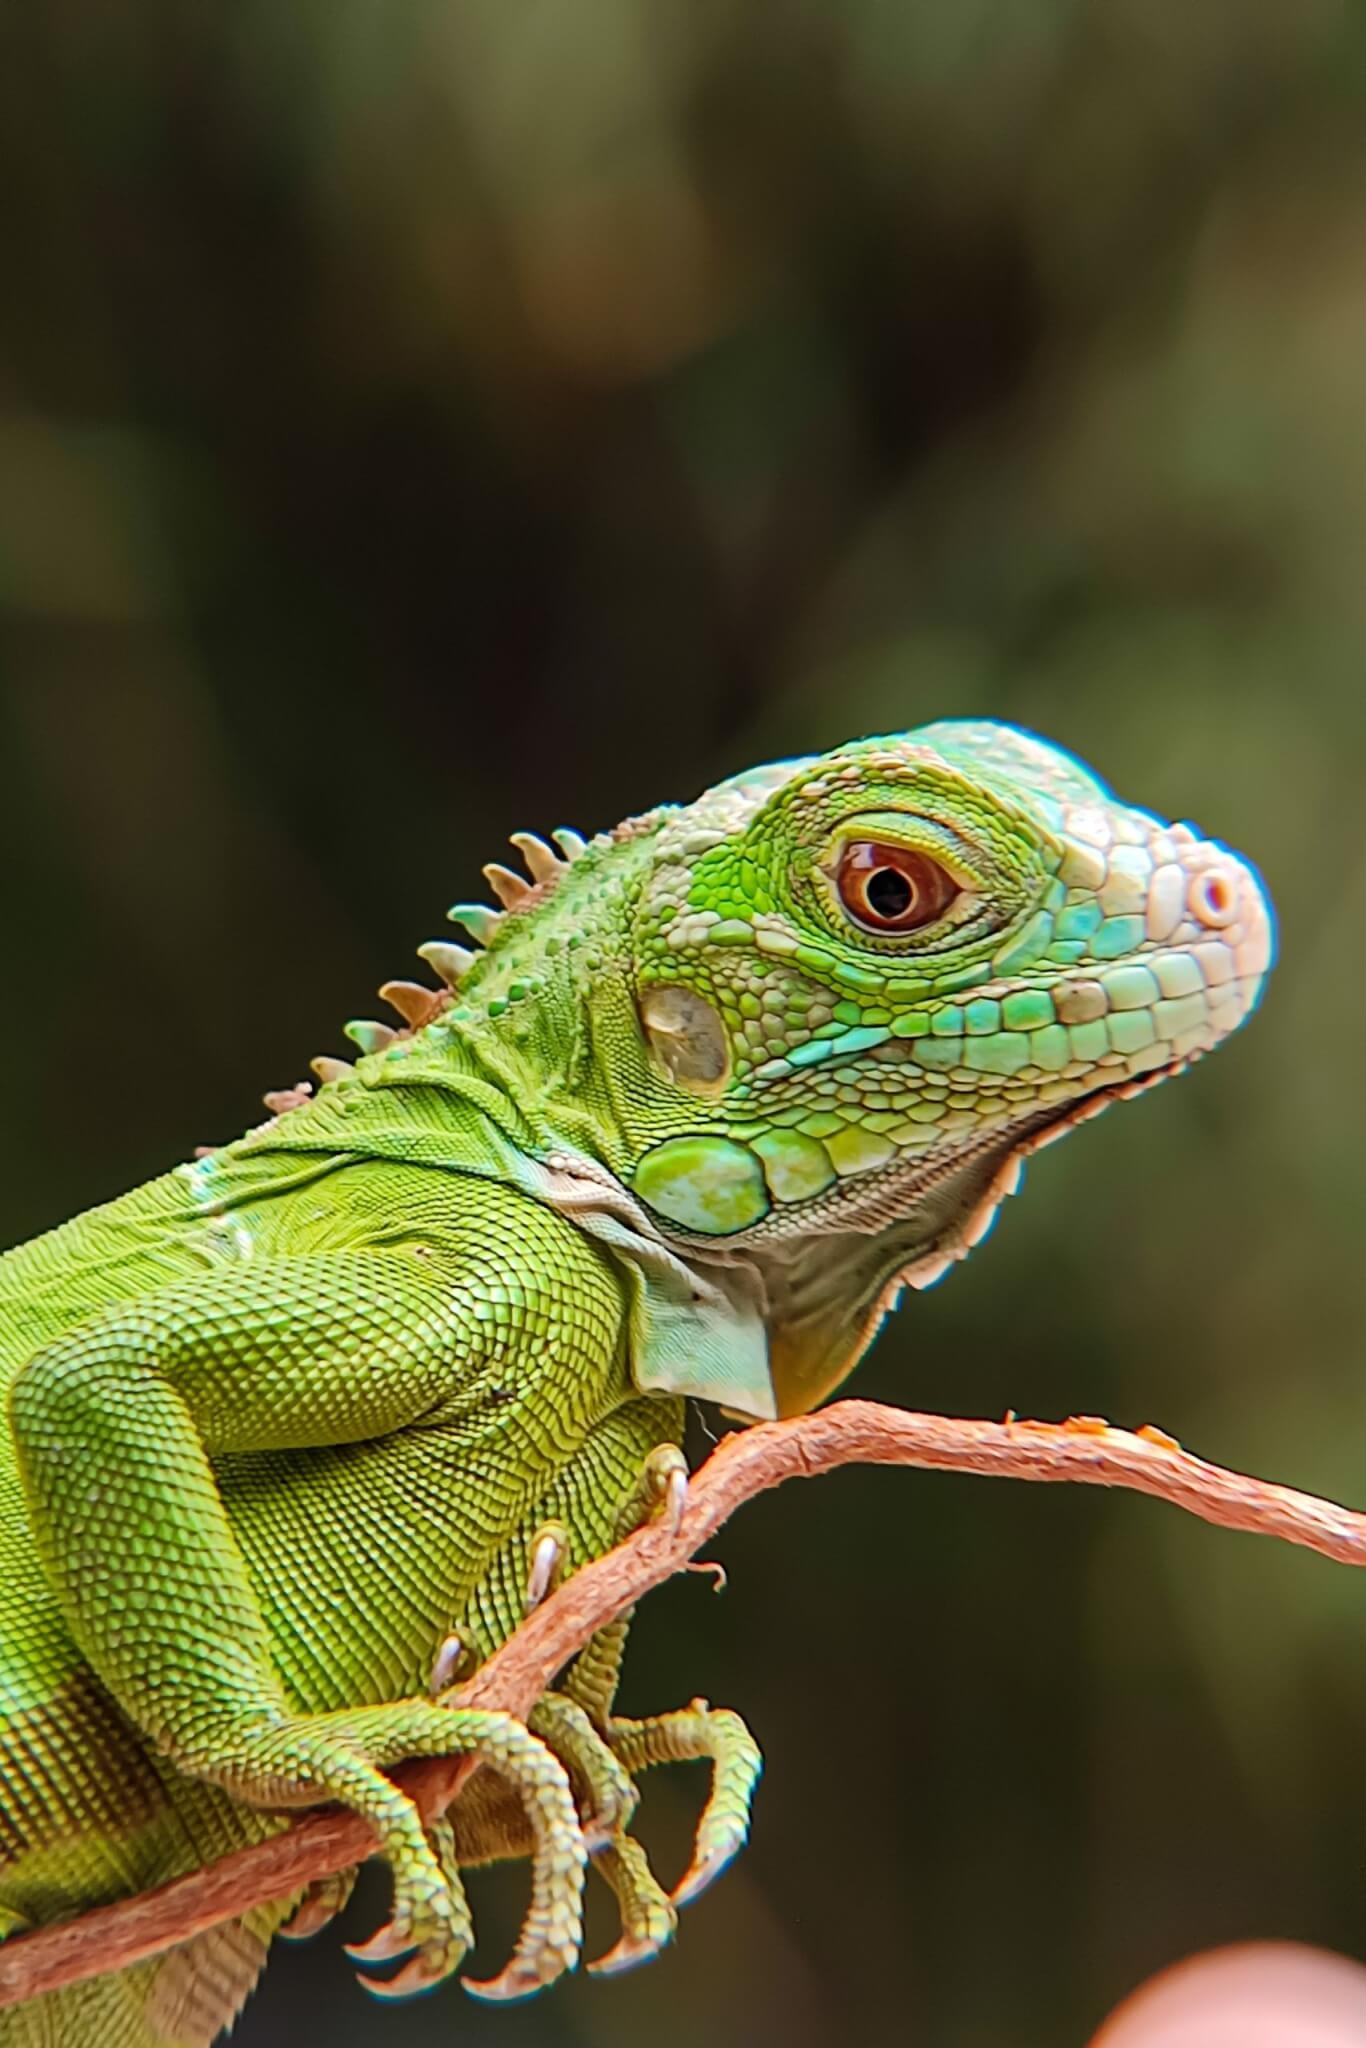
(639, 985, 732, 1095)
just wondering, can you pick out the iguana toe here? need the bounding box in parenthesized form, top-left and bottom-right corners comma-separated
(281, 1866, 358, 1941)
(615, 1443, 690, 1542)
(588, 1832, 678, 1975)
(530, 1692, 638, 1847)
(672, 1844, 735, 1910)
(345, 1919, 419, 1966)
(350, 1815, 473, 1991)
(359, 1951, 456, 2001)
(609, 1698, 763, 1909)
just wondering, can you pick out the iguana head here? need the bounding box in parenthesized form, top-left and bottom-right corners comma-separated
(600, 720, 1272, 1411)
(320, 720, 1274, 1417)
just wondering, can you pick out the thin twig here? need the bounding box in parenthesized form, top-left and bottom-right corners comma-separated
(2, 1398, 1362, 2009)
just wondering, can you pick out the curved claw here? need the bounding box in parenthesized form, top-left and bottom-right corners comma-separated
(344, 1918, 417, 1966)
(279, 1908, 330, 1945)
(176, 1697, 575, 2013)
(672, 1705, 760, 1909)
(663, 1461, 688, 1536)
(588, 1929, 671, 1978)
(351, 1813, 474, 1993)
(357, 1951, 455, 2001)
(672, 1844, 738, 1910)
(464, 1953, 573, 2005)
(643, 1445, 688, 1536)
(525, 1522, 568, 1614)
(429, 1629, 469, 1695)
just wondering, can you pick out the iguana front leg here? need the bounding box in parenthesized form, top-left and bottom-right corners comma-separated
(282, 1414, 691, 1981)
(7, 1240, 619, 2001)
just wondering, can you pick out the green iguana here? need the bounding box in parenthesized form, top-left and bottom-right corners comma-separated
(0, 721, 1272, 2045)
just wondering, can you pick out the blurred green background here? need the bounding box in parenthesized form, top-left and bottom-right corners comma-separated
(3, 2, 1365, 2043)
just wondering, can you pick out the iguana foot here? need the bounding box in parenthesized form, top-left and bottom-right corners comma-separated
(463, 1685, 687, 1978)
(609, 1699, 763, 1906)
(195, 1700, 585, 2002)
(588, 1831, 678, 1975)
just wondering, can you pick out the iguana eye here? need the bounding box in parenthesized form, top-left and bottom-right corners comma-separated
(835, 840, 959, 933)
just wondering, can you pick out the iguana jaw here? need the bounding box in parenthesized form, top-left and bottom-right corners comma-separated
(749, 1051, 1195, 1417)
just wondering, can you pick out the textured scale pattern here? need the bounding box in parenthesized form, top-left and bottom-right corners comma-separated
(0, 722, 1271, 2044)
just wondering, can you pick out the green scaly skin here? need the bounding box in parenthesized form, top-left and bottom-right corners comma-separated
(0, 721, 1272, 2045)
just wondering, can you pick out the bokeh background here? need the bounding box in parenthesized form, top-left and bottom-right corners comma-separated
(3, 2, 1366, 2043)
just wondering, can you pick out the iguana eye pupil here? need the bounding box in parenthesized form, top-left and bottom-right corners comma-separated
(836, 840, 958, 933)
(866, 867, 912, 919)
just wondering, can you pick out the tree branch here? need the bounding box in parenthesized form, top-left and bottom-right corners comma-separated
(3, 1398, 1363, 2010)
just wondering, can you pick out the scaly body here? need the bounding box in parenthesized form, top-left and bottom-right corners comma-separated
(0, 723, 1272, 2045)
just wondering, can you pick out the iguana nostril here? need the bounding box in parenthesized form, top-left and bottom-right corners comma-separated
(1189, 868, 1239, 928)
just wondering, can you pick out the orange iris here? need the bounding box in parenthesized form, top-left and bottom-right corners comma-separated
(835, 839, 959, 933)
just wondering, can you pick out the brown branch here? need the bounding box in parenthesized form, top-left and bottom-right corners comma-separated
(3, 1398, 1365, 2010)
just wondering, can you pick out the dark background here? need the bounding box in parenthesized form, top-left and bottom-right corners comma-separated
(3, 4, 1365, 2044)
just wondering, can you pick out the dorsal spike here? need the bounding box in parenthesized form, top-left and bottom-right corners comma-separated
(447, 903, 504, 947)
(417, 940, 476, 988)
(378, 980, 441, 1029)
(551, 828, 588, 862)
(262, 1081, 313, 1117)
(343, 1019, 396, 1057)
(310, 1056, 354, 1088)
(482, 862, 533, 911)
(509, 832, 563, 885)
